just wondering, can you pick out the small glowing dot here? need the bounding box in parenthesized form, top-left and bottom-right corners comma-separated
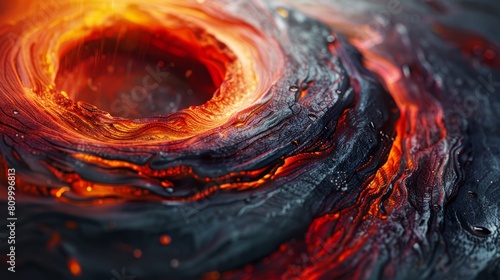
(68, 258, 82, 276)
(55, 187, 70, 198)
(279, 244, 287, 251)
(276, 7, 289, 18)
(86, 186, 92, 192)
(133, 249, 142, 258)
(160, 234, 172, 245)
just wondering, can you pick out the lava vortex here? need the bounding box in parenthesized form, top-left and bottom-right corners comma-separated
(0, 0, 499, 279)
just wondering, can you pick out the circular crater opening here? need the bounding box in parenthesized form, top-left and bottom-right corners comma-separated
(55, 22, 229, 119)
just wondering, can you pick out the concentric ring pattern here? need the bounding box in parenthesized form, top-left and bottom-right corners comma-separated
(0, 0, 499, 279)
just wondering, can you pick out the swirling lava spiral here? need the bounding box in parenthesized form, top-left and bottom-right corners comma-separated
(0, 0, 499, 279)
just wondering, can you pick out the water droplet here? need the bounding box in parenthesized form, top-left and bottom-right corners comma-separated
(276, 7, 289, 18)
(308, 114, 318, 121)
(335, 89, 342, 94)
(472, 226, 492, 237)
(13, 110, 19, 115)
(326, 35, 335, 43)
(467, 191, 477, 198)
(402, 65, 411, 78)
(171, 259, 180, 268)
(369, 122, 375, 130)
(165, 188, 174, 194)
(289, 85, 299, 92)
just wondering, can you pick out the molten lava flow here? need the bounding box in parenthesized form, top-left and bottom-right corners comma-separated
(0, 0, 499, 279)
